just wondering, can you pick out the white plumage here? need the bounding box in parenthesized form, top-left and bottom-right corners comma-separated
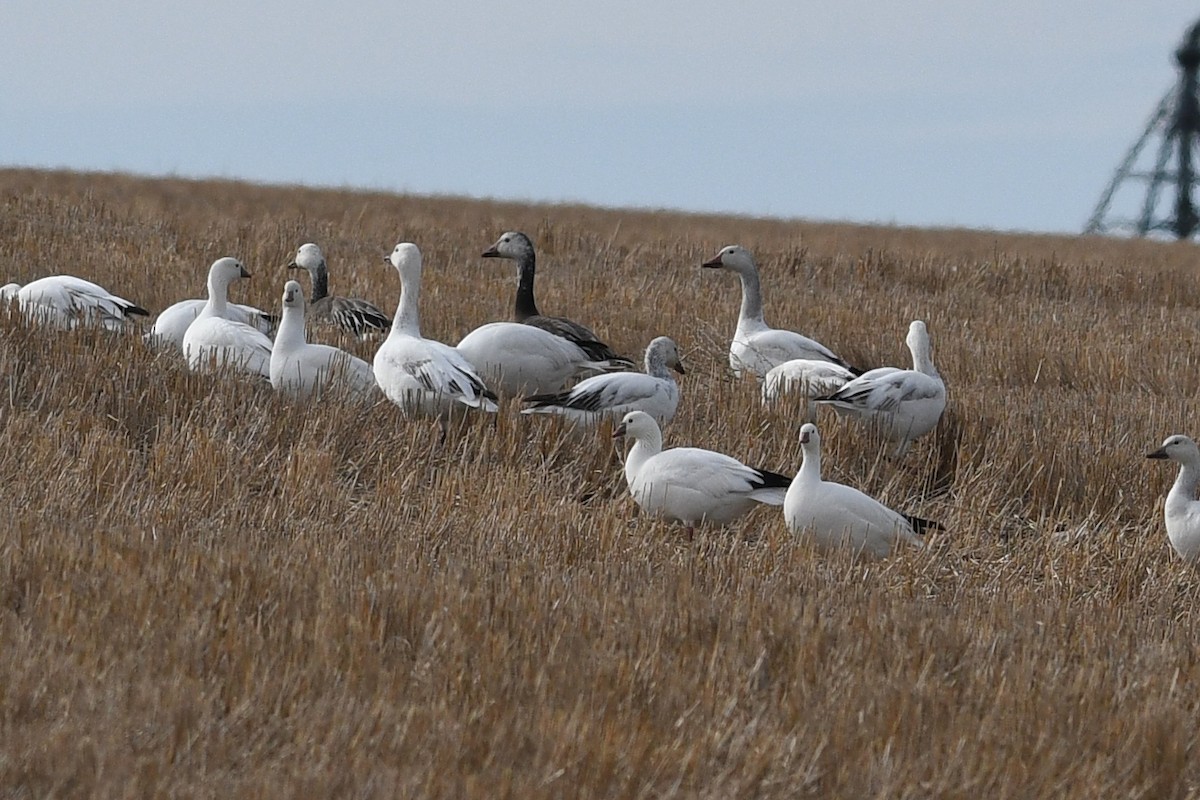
(456, 319, 624, 397)
(269, 280, 376, 399)
(701, 245, 858, 380)
(613, 410, 791, 532)
(182, 257, 274, 378)
(761, 358, 856, 421)
(521, 336, 685, 426)
(1, 275, 148, 330)
(816, 320, 946, 458)
(373, 242, 498, 417)
(147, 298, 273, 350)
(1146, 434, 1200, 563)
(784, 423, 932, 559)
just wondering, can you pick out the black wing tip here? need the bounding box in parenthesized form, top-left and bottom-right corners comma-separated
(126, 304, 151, 317)
(752, 468, 793, 490)
(846, 363, 866, 377)
(902, 513, 943, 535)
(522, 390, 570, 407)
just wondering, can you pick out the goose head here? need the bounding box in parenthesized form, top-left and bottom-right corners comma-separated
(612, 410, 659, 442)
(647, 336, 687, 375)
(907, 320, 932, 358)
(208, 257, 251, 290)
(701, 244, 757, 275)
(1147, 434, 1200, 464)
(1, 283, 20, 301)
(288, 242, 325, 274)
(385, 242, 422, 280)
(482, 231, 534, 261)
(281, 279, 305, 311)
(799, 422, 821, 450)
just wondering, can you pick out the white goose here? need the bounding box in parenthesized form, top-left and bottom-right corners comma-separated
(373, 243, 498, 416)
(613, 410, 791, 534)
(481, 231, 633, 368)
(146, 259, 274, 352)
(761, 358, 856, 421)
(521, 336, 685, 426)
(270, 280, 376, 399)
(815, 320, 946, 458)
(182, 257, 274, 378)
(784, 423, 935, 558)
(1, 276, 148, 330)
(287, 242, 391, 337)
(701, 245, 859, 379)
(1146, 434, 1200, 563)
(148, 299, 273, 350)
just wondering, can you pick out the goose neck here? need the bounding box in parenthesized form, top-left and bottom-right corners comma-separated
(1169, 460, 1200, 506)
(308, 266, 330, 303)
(275, 305, 307, 349)
(624, 433, 662, 483)
(513, 254, 540, 321)
(206, 273, 230, 315)
(735, 268, 767, 330)
(388, 271, 421, 337)
(798, 442, 822, 483)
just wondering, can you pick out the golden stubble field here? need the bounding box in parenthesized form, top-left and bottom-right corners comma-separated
(1, 168, 1199, 798)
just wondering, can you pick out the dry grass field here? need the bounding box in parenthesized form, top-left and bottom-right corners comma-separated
(1, 167, 1199, 797)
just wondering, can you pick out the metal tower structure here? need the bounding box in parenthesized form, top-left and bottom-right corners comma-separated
(1086, 17, 1200, 238)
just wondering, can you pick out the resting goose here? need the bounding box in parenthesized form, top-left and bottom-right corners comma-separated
(784, 423, 935, 558)
(612, 410, 791, 534)
(270, 280, 376, 399)
(457, 318, 625, 397)
(182, 257, 274, 378)
(761, 358, 856, 421)
(481, 231, 633, 368)
(815, 320, 946, 458)
(1146, 434, 1200, 563)
(373, 243, 498, 416)
(287, 243, 390, 338)
(521, 336, 685, 426)
(701, 245, 859, 379)
(147, 288, 273, 351)
(1, 275, 148, 330)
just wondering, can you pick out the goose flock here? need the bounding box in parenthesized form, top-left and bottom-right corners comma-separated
(2, 231, 1193, 562)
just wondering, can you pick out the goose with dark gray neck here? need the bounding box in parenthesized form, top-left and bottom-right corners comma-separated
(287, 243, 391, 338)
(482, 231, 633, 370)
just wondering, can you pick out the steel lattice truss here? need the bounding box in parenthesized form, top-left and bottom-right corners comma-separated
(1086, 18, 1200, 239)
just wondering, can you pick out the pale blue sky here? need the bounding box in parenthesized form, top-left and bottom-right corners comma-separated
(4, 2, 1199, 233)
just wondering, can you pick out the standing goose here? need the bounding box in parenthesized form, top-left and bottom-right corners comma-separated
(521, 336, 686, 427)
(287, 243, 391, 338)
(1146, 434, 1200, 563)
(612, 410, 791, 535)
(481, 231, 633, 368)
(182, 257, 274, 378)
(701, 245, 860, 379)
(815, 320, 946, 458)
(270, 280, 376, 399)
(2, 276, 148, 330)
(784, 423, 935, 558)
(373, 243, 498, 416)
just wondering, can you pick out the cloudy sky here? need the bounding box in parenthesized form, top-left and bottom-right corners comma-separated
(4, 1, 1199, 233)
